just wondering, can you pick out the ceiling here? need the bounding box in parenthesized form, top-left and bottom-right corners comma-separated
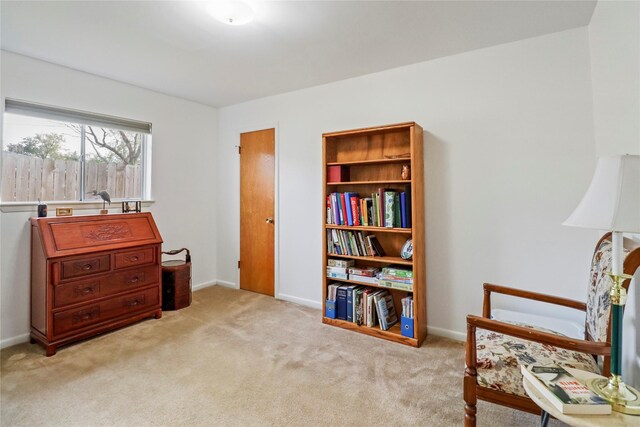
(0, 1, 596, 107)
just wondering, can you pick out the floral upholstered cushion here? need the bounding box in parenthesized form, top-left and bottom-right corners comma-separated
(476, 321, 600, 397)
(585, 239, 631, 342)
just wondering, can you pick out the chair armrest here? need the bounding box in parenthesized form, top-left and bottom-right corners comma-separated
(466, 315, 610, 356)
(482, 282, 586, 318)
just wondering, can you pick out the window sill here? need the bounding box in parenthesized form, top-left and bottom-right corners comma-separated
(0, 200, 155, 213)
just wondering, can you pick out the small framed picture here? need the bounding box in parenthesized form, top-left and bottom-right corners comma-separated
(55, 207, 73, 217)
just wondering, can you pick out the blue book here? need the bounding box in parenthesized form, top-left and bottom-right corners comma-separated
(336, 286, 348, 320)
(404, 184, 412, 228)
(400, 192, 407, 228)
(332, 193, 340, 225)
(346, 285, 358, 322)
(345, 193, 353, 226)
(336, 194, 344, 225)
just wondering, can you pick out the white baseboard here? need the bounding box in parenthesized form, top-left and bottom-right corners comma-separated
(0, 333, 30, 349)
(192, 281, 217, 292)
(427, 325, 465, 342)
(277, 293, 323, 310)
(214, 280, 238, 289)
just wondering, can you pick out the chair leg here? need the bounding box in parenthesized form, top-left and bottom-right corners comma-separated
(464, 370, 477, 426)
(464, 320, 478, 427)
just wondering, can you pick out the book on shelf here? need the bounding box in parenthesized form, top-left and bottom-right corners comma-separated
(366, 289, 381, 327)
(384, 191, 395, 228)
(336, 285, 348, 320)
(378, 279, 413, 292)
(401, 296, 413, 319)
(379, 274, 413, 284)
(404, 185, 412, 228)
(520, 365, 611, 415)
(349, 274, 379, 285)
(393, 192, 401, 228)
(366, 235, 386, 256)
(400, 192, 407, 228)
(326, 266, 347, 274)
(354, 287, 365, 325)
(374, 290, 398, 331)
(346, 285, 361, 322)
(327, 259, 355, 268)
(340, 193, 348, 226)
(348, 267, 380, 277)
(382, 267, 413, 278)
(345, 192, 353, 226)
(327, 283, 340, 302)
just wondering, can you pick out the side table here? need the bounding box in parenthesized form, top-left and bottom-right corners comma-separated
(522, 367, 638, 427)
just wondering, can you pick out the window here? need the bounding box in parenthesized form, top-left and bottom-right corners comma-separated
(1, 99, 151, 203)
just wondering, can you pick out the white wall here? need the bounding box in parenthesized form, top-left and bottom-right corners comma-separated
(217, 28, 598, 339)
(589, 0, 640, 388)
(589, 1, 640, 157)
(0, 51, 218, 347)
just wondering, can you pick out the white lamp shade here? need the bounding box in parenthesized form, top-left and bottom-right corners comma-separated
(564, 154, 640, 232)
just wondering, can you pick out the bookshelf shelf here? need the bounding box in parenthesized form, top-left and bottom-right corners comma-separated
(322, 122, 426, 347)
(326, 158, 409, 167)
(322, 317, 417, 347)
(328, 180, 410, 186)
(326, 224, 412, 234)
(327, 253, 413, 266)
(326, 276, 413, 292)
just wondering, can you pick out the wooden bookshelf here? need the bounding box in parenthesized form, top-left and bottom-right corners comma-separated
(322, 122, 426, 347)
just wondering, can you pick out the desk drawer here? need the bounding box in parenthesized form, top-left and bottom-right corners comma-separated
(60, 255, 110, 280)
(53, 286, 159, 336)
(54, 265, 159, 308)
(114, 248, 155, 269)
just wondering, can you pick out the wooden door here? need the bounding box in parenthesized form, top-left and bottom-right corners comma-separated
(240, 128, 275, 296)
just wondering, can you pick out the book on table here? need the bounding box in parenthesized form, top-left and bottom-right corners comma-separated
(520, 365, 611, 415)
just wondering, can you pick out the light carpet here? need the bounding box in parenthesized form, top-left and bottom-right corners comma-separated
(1, 285, 552, 426)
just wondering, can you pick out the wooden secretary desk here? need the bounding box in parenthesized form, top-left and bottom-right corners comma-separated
(30, 213, 163, 356)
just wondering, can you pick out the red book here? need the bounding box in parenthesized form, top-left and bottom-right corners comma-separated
(339, 193, 349, 226)
(350, 195, 360, 226)
(327, 166, 349, 183)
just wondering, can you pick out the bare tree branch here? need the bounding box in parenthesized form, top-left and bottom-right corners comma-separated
(86, 126, 128, 164)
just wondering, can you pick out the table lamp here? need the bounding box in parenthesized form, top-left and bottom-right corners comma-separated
(563, 154, 640, 414)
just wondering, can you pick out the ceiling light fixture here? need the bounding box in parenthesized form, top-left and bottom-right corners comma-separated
(205, 0, 255, 26)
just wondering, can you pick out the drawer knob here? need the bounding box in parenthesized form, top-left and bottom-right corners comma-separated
(128, 276, 140, 284)
(82, 264, 93, 270)
(124, 297, 145, 308)
(129, 256, 139, 262)
(82, 287, 94, 295)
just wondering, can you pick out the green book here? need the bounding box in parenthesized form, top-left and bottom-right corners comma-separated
(384, 191, 395, 228)
(382, 267, 413, 278)
(393, 192, 401, 228)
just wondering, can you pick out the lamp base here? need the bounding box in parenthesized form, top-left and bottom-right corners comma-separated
(588, 375, 640, 415)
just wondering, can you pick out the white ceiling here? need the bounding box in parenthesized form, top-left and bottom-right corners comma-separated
(1, 1, 596, 107)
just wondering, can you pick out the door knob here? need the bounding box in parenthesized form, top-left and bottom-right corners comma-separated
(265, 217, 274, 224)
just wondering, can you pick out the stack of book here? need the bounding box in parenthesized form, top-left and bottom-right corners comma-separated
(520, 365, 611, 415)
(327, 229, 385, 257)
(326, 187, 411, 228)
(326, 259, 353, 279)
(348, 266, 379, 284)
(378, 267, 413, 292)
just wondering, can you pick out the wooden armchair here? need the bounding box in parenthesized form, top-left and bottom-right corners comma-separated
(463, 233, 640, 426)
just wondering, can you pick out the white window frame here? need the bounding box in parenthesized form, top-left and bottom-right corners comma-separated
(1, 99, 153, 211)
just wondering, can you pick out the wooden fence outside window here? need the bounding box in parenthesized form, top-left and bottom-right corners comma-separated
(1, 152, 141, 202)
